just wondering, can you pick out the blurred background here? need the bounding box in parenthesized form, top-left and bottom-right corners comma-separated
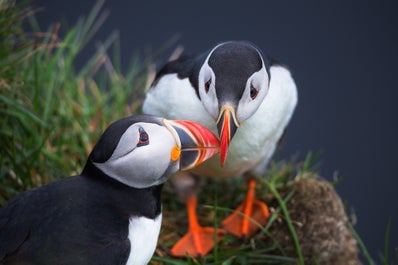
(32, 0, 397, 261)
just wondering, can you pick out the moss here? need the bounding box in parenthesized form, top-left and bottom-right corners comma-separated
(266, 178, 361, 265)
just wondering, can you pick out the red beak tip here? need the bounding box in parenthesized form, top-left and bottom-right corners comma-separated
(220, 152, 227, 167)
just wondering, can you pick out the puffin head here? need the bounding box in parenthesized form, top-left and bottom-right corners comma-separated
(86, 115, 219, 188)
(197, 41, 270, 166)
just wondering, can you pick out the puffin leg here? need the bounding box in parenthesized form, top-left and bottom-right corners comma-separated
(222, 178, 269, 239)
(171, 196, 225, 257)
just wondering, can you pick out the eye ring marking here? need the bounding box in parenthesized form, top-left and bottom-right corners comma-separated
(250, 84, 259, 100)
(137, 127, 149, 147)
(204, 79, 211, 93)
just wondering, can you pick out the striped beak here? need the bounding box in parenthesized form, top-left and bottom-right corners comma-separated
(216, 105, 240, 166)
(164, 120, 220, 171)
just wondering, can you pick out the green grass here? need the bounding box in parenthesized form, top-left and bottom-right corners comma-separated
(0, 1, 396, 264)
(153, 158, 314, 265)
(0, 0, 148, 204)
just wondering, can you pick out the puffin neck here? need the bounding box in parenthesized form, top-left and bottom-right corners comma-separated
(81, 160, 163, 219)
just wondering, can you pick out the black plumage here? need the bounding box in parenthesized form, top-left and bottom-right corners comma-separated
(0, 156, 161, 265)
(152, 41, 273, 100)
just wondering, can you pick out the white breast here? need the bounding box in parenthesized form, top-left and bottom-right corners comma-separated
(143, 65, 297, 177)
(125, 214, 162, 265)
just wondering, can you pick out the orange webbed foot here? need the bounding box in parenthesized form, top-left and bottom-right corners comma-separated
(222, 179, 269, 238)
(171, 196, 225, 257)
(171, 225, 225, 257)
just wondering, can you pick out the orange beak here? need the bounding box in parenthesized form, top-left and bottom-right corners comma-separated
(164, 120, 220, 171)
(216, 105, 239, 166)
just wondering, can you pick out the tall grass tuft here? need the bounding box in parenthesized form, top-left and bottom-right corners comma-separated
(0, 0, 148, 204)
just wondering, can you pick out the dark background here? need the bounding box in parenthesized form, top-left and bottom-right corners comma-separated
(33, 0, 397, 261)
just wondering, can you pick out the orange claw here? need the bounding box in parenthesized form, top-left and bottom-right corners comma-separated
(171, 196, 225, 257)
(222, 179, 269, 238)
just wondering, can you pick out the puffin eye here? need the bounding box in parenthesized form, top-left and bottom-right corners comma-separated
(250, 84, 259, 100)
(137, 127, 149, 147)
(204, 79, 211, 93)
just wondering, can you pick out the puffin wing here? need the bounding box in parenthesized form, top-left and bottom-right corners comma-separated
(0, 190, 38, 261)
(151, 54, 195, 86)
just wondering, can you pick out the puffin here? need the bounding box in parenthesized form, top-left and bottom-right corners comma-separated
(0, 115, 220, 265)
(143, 41, 298, 257)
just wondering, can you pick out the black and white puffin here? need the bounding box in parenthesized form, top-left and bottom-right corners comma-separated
(143, 41, 298, 256)
(0, 115, 219, 265)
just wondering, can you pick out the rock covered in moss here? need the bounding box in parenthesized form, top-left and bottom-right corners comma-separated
(267, 178, 361, 265)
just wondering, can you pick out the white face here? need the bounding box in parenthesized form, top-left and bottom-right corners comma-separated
(94, 122, 179, 188)
(198, 57, 219, 120)
(198, 43, 270, 123)
(236, 61, 269, 121)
